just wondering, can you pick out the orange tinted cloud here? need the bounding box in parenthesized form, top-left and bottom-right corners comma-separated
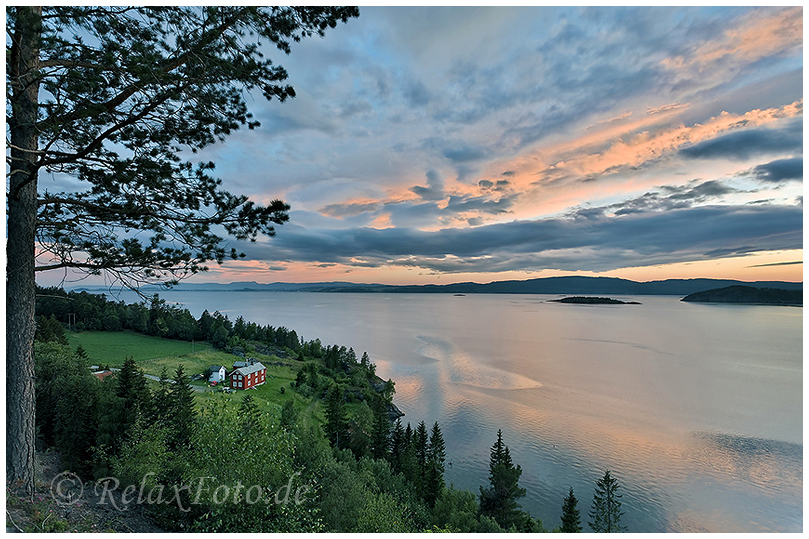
(546, 100, 802, 179)
(664, 7, 802, 72)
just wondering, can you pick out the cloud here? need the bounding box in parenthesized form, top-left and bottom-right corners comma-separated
(750, 157, 803, 183)
(320, 201, 381, 218)
(679, 118, 802, 160)
(410, 169, 446, 200)
(747, 260, 802, 268)
(245, 203, 802, 274)
(605, 179, 740, 216)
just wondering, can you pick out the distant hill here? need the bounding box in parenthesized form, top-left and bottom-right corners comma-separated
(72, 276, 803, 296)
(681, 285, 803, 306)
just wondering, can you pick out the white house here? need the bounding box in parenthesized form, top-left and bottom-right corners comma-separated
(208, 365, 226, 383)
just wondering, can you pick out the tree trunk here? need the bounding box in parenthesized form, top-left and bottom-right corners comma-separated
(7, 6, 42, 493)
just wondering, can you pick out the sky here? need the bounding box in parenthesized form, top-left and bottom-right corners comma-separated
(39, 6, 804, 287)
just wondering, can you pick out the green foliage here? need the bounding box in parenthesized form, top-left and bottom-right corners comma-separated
(370, 399, 391, 460)
(432, 485, 487, 532)
(280, 398, 299, 430)
(34, 314, 68, 345)
(33, 342, 101, 476)
(589, 470, 626, 532)
(479, 429, 528, 531)
(110, 419, 172, 488)
(186, 400, 321, 532)
(324, 383, 349, 450)
(424, 421, 447, 507)
(561, 486, 583, 532)
(168, 365, 197, 450)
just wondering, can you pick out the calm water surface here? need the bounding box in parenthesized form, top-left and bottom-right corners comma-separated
(129, 291, 802, 532)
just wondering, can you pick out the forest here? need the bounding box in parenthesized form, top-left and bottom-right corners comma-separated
(25, 287, 626, 532)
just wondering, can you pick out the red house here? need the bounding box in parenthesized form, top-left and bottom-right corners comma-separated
(230, 362, 266, 390)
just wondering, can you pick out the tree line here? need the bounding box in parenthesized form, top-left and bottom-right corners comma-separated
(36, 286, 307, 353)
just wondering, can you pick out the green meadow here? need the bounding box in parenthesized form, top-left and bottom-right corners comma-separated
(68, 330, 315, 421)
(67, 330, 205, 366)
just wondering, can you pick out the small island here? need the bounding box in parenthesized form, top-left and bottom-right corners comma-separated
(550, 296, 641, 305)
(681, 285, 802, 306)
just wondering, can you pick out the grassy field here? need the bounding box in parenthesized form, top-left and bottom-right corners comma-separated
(68, 330, 318, 422)
(67, 330, 209, 367)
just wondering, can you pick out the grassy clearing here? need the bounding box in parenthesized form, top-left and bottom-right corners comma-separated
(139, 349, 234, 378)
(70, 330, 318, 422)
(66, 330, 209, 367)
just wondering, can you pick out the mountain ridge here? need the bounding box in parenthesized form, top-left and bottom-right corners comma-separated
(71, 276, 803, 296)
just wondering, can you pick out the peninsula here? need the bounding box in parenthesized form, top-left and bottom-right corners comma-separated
(681, 285, 802, 306)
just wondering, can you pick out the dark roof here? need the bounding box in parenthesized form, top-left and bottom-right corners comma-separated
(209, 365, 225, 371)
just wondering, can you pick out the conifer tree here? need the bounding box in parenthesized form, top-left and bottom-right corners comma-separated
(424, 421, 446, 508)
(324, 383, 349, 450)
(280, 398, 298, 430)
(389, 419, 405, 473)
(115, 357, 153, 440)
(370, 399, 391, 460)
(168, 365, 197, 450)
(415, 420, 429, 480)
(479, 429, 527, 530)
(589, 470, 626, 532)
(561, 486, 583, 532)
(153, 366, 173, 421)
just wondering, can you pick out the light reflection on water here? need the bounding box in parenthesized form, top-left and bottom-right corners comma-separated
(118, 291, 802, 532)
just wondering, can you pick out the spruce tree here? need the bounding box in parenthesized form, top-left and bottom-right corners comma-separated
(153, 366, 173, 421)
(324, 383, 349, 450)
(589, 470, 626, 532)
(424, 421, 447, 508)
(415, 420, 429, 482)
(370, 399, 391, 460)
(389, 419, 405, 473)
(479, 429, 527, 530)
(115, 357, 153, 440)
(561, 486, 582, 532)
(168, 365, 197, 450)
(280, 398, 298, 430)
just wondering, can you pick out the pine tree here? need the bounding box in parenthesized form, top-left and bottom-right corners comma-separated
(370, 398, 391, 460)
(324, 383, 349, 450)
(153, 366, 173, 421)
(389, 419, 405, 473)
(7, 6, 358, 490)
(280, 398, 298, 430)
(479, 429, 527, 530)
(168, 365, 197, 450)
(115, 357, 153, 438)
(561, 487, 582, 532)
(415, 420, 429, 481)
(589, 470, 626, 532)
(424, 422, 446, 508)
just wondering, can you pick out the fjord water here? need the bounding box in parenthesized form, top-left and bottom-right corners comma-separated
(149, 291, 801, 532)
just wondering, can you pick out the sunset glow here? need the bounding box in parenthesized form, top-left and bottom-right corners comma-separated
(36, 7, 803, 288)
